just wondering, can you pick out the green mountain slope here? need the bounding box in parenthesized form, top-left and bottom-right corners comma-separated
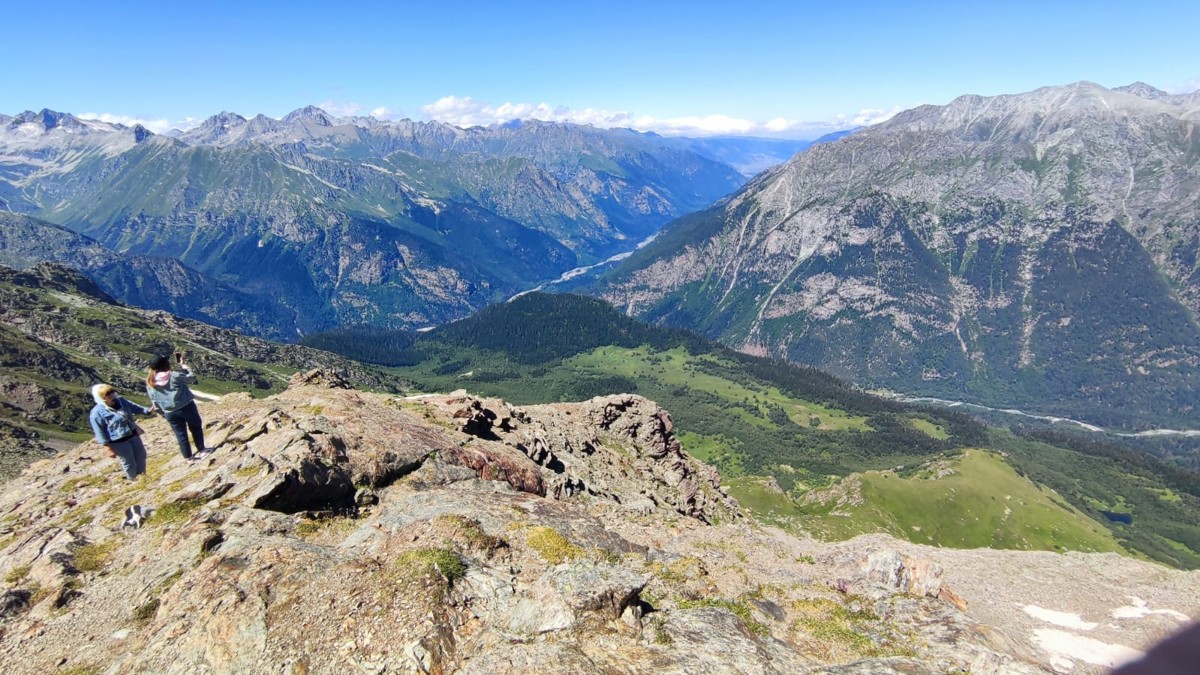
(791, 450, 1123, 554)
(305, 292, 1200, 568)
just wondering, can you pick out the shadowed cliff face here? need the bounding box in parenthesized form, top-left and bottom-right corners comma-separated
(0, 371, 1195, 674)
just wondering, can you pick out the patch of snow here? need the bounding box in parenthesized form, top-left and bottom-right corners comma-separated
(1024, 606, 1098, 630)
(1031, 629, 1142, 669)
(1110, 597, 1191, 622)
(277, 161, 346, 191)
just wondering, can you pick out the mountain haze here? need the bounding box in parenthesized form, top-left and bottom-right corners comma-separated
(595, 81, 1200, 430)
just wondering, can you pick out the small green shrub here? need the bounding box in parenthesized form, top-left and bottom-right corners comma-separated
(525, 526, 585, 564)
(678, 597, 769, 636)
(434, 514, 506, 553)
(131, 598, 160, 623)
(74, 539, 121, 573)
(790, 596, 915, 660)
(153, 496, 209, 526)
(395, 548, 467, 584)
(5, 564, 31, 583)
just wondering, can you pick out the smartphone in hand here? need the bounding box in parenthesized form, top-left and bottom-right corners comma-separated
(174, 352, 183, 363)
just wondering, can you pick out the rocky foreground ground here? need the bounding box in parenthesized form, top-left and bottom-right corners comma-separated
(0, 370, 1195, 674)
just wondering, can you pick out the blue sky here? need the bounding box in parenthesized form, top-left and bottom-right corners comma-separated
(3, 1, 1198, 139)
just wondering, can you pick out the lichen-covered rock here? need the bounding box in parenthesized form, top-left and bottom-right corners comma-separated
(419, 391, 742, 523)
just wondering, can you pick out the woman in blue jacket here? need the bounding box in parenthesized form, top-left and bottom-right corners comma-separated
(146, 354, 209, 463)
(89, 384, 156, 480)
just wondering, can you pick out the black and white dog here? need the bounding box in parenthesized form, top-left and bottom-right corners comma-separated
(122, 505, 148, 529)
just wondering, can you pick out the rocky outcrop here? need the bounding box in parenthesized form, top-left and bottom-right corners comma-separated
(418, 390, 740, 523)
(0, 375, 1195, 674)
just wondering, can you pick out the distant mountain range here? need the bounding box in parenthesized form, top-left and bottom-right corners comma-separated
(594, 82, 1200, 430)
(3, 108, 816, 334)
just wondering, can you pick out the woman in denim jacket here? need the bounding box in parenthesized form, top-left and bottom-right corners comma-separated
(89, 384, 155, 479)
(146, 354, 209, 463)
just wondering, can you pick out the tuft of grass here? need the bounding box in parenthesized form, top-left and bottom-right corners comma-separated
(294, 513, 358, 542)
(135, 568, 185, 620)
(434, 514, 506, 553)
(233, 464, 263, 478)
(524, 526, 585, 564)
(678, 597, 769, 636)
(790, 596, 916, 661)
(131, 598, 160, 623)
(5, 564, 31, 583)
(61, 474, 107, 492)
(651, 556, 705, 583)
(153, 496, 209, 526)
(74, 538, 121, 573)
(651, 616, 673, 645)
(295, 520, 323, 538)
(56, 667, 100, 675)
(395, 548, 467, 584)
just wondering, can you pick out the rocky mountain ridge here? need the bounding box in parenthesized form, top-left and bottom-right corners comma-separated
(596, 81, 1200, 430)
(1, 107, 749, 334)
(0, 213, 298, 339)
(0, 371, 1194, 673)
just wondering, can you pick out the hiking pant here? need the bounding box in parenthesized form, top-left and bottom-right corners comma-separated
(164, 401, 206, 459)
(111, 436, 147, 480)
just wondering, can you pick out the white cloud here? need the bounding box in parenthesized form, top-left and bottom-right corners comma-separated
(419, 95, 892, 139)
(316, 101, 363, 117)
(79, 96, 905, 141)
(840, 106, 902, 127)
(77, 112, 176, 134)
(764, 117, 798, 133)
(1163, 78, 1200, 95)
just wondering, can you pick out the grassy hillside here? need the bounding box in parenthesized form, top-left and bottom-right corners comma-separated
(306, 292, 1200, 568)
(784, 450, 1123, 553)
(0, 263, 409, 478)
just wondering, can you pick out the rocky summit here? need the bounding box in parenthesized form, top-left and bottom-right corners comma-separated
(0, 372, 1195, 673)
